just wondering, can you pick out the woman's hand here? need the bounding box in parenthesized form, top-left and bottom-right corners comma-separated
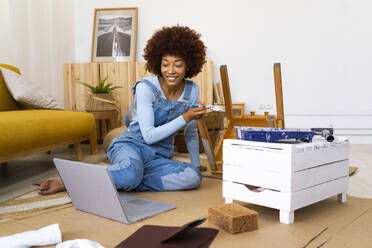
(182, 102, 206, 122)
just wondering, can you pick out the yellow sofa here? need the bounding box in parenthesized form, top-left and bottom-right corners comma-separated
(0, 64, 98, 163)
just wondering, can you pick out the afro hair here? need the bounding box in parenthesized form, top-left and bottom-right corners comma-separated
(143, 25, 206, 78)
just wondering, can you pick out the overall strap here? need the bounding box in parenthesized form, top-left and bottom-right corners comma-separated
(125, 79, 162, 127)
(182, 80, 193, 102)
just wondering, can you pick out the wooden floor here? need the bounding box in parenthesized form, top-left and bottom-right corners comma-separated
(1, 144, 372, 247)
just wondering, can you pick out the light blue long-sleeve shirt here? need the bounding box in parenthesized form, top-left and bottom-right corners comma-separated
(130, 76, 201, 167)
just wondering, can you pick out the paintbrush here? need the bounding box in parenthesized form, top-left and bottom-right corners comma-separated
(187, 103, 225, 112)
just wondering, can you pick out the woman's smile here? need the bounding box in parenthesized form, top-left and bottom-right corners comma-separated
(160, 54, 187, 87)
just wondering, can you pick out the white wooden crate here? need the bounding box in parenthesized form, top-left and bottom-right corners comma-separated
(222, 137, 349, 224)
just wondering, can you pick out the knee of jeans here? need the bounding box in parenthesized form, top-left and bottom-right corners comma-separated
(119, 170, 142, 191)
(159, 164, 202, 191)
(184, 165, 202, 189)
(109, 159, 143, 191)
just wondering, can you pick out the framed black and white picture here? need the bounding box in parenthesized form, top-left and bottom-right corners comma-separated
(91, 7, 138, 62)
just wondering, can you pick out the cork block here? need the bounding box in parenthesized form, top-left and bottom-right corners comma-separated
(208, 203, 258, 234)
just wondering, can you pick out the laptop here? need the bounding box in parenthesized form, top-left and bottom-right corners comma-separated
(53, 158, 176, 224)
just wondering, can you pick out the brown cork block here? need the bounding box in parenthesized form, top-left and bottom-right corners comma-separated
(208, 203, 258, 234)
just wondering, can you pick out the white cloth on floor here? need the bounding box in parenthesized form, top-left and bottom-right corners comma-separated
(56, 239, 104, 248)
(0, 223, 61, 248)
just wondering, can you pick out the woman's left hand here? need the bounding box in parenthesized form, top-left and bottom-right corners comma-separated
(182, 102, 206, 122)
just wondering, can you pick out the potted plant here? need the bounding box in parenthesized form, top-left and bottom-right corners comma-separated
(79, 75, 122, 111)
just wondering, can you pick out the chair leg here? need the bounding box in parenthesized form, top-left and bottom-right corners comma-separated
(274, 63, 285, 128)
(196, 119, 218, 172)
(214, 119, 234, 164)
(75, 143, 83, 161)
(89, 130, 99, 155)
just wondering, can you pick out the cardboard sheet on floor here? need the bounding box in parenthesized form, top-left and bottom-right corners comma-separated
(0, 190, 71, 222)
(1, 178, 372, 248)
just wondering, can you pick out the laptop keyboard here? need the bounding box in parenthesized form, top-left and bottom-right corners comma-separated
(118, 194, 151, 208)
(117, 193, 175, 223)
(126, 198, 151, 206)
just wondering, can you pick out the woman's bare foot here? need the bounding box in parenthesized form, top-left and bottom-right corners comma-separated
(38, 178, 66, 195)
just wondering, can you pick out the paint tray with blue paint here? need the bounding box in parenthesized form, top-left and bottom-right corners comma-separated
(235, 127, 316, 143)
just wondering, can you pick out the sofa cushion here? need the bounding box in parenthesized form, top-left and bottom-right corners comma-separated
(0, 67, 63, 110)
(0, 64, 18, 111)
(0, 110, 95, 156)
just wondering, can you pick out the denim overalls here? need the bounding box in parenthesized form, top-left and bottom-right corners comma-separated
(107, 79, 202, 192)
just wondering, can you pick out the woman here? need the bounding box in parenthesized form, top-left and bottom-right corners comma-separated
(39, 25, 207, 194)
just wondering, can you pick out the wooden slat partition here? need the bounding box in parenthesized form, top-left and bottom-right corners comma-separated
(64, 61, 214, 126)
(135, 62, 153, 82)
(191, 60, 214, 106)
(64, 62, 135, 125)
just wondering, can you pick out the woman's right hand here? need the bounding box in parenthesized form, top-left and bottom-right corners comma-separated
(182, 102, 206, 122)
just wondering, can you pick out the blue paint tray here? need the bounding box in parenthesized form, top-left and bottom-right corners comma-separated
(235, 127, 316, 143)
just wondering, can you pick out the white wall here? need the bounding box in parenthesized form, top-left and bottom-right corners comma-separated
(74, 0, 372, 143)
(2, 0, 371, 143)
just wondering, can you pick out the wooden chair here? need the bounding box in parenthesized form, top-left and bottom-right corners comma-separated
(197, 63, 285, 173)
